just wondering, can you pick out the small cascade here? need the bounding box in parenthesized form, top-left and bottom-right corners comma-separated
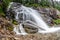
(7, 2, 60, 35)
(14, 24, 27, 35)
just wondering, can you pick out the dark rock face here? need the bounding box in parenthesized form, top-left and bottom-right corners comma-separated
(6, 2, 21, 20)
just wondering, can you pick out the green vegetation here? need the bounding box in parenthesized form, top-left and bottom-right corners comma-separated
(55, 4, 60, 11)
(2, 0, 12, 7)
(7, 26, 13, 31)
(40, 0, 51, 7)
(22, 0, 51, 8)
(0, 6, 3, 13)
(0, 6, 5, 16)
(1, 0, 60, 12)
(12, 20, 18, 25)
(25, 3, 39, 7)
(53, 19, 60, 25)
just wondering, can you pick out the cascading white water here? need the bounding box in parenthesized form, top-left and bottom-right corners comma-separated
(14, 24, 27, 35)
(8, 2, 60, 35)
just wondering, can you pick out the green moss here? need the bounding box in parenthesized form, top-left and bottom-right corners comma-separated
(53, 19, 60, 25)
(25, 3, 40, 8)
(0, 6, 5, 17)
(7, 26, 13, 31)
(0, 6, 3, 13)
(12, 20, 18, 25)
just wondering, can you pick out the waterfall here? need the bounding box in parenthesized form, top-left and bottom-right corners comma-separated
(8, 2, 60, 35)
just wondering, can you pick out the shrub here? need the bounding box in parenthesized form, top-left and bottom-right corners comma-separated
(0, 6, 5, 16)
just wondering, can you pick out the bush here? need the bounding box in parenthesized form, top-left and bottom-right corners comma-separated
(40, 0, 51, 7)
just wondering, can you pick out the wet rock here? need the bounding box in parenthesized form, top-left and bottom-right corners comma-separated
(23, 24, 38, 34)
(6, 2, 21, 20)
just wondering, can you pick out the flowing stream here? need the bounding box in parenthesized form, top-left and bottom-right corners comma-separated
(8, 2, 60, 35)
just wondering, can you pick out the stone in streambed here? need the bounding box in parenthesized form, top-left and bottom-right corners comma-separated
(23, 24, 38, 34)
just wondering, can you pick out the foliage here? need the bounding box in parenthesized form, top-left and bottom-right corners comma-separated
(2, 0, 12, 7)
(0, 6, 3, 13)
(7, 26, 13, 31)
(0, 6, 5, 16)
(40, 0, 51, 7)
(55, 4, 60, 11)
(53, 19, 60, 25)
(25, 3, 37, 7)
(12, 20, 18, 25)
(2, 0, 12, 13)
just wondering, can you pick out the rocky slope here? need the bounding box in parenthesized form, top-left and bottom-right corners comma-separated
(0, 32, 60, 40)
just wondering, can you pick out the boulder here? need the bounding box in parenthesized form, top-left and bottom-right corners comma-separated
(23, 24, 38, 34)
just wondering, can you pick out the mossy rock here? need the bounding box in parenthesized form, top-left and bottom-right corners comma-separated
(25, 28, 38, 34)
(7, 26, 13, 31)
(12, 20, 18, 25)
(0, 6, 5, 17)
(53, 19, 60, 25)
(23, 25, 38, 34)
